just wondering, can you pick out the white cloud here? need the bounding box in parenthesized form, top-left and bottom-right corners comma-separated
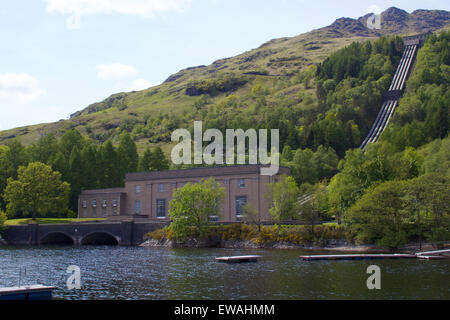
(129, 79, 154, 91)
(96, 63, 138, 80)
(46, 0, 189, 16)
(0, 73, 46, 103)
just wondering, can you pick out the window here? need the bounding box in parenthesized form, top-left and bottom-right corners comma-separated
(209, 216, 219, 222)
(102, 206, 107, 217)
(92, 200, 97, 207)
(156, 199, 166, 218)
(158, 184, 165, 192)
(135, 200, 141, 215)
(102, 200, 107, 207)
(113, 199, 118, 207)
(238, 179, 246, 188)
(92, 206, 97, 217)
(82, 209, 87, 218)
(135, 185, 141, 194)
(82, 200, 87, 208)
(235, 196, 248, 217)
(112, 206, 117, 216)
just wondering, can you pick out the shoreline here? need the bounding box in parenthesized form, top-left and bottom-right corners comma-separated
(140, 239, 448, 253)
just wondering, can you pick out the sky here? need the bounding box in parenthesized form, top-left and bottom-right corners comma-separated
(0, 0, 448, 131)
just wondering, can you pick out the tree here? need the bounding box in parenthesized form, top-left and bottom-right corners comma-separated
(59, 129, 84, 160)
(117, 132, 139, 181)
(242, 203, 262, 231)
(138, 147, 153, 172)
(28, 134, 59, 165)
(150, 147, 170, 171)
(0, 209, 6, 232)
(345, 180, 410, 250)
(299, 183, 328, 236)
(408, 173, 450, 247)
(4, 140, 29, 179)
(291, 148, 317, 185)
(99, 140, 121, 188)
(81, 144, 100, 189)
(169, 178, 225, 240)
(138, 146, 170, 172)
(3, 162, 70, 220)
(69, 147, 84, 211)
(266, 175, 300, 222)
(51, 152, 69, 181)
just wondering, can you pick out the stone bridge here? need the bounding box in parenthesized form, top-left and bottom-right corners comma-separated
(1, 221, 168, 246)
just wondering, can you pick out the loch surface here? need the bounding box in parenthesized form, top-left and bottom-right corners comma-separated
(0, 246, 448, 300)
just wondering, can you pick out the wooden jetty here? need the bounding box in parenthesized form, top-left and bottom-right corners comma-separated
(415, 249, 450, 260)
(415, 249, 450, 256)
(216, 255, 262, 263)
(0, 285, 57, 300)
(417, 255, 446, 260)
(300, 254, 416, 261)
(300, 249, 450, 261)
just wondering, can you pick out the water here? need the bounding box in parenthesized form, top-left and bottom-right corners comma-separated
(0, 246, 448, 300)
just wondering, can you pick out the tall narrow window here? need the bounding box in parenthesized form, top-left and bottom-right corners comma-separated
(135, 185, 141, 194)
(156, 199, 166, 218)
(135, 200, 141, 215)
(235, 196, 248, 217)
(112, 200, 118, 215)
(158, 184, 165, 193)
(92, 200, 97, 217)
(238, 179, 246, 188)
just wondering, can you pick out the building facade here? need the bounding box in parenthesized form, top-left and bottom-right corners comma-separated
(78, 165, 291, 223)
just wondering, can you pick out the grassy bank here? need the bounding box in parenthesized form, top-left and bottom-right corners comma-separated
(5, 218, 107, 226)
(146, 223, 354, 247)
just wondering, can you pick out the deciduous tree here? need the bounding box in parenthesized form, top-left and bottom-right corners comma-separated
(169, 178, 225, 240)
(3, 162, 70, 220)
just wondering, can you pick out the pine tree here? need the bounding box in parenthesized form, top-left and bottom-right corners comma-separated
(117, 132, 139, 182)
(5, 140, 29, 179)
(69, 146, 84, 211)
(100, 140, 120, 188)
(150, 147, 170, 171)
(81, 144, 99, 189)
(59, 129, 84, 160)
(138, 147, 153, 172)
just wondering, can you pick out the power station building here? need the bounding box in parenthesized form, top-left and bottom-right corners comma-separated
(78, 165, 291, 223)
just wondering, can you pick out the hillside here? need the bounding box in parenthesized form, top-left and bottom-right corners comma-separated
(0, 7, 448, 155)
(1, 7, 448, 248)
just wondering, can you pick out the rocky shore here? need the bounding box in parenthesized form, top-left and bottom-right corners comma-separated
(140, 237, 450, 253)
(139, 238, 388, 252)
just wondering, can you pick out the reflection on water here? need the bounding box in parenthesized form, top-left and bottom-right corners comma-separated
(0, 246, 448, 300)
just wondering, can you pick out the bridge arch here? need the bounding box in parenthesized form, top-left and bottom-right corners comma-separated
(81, 232, 120, 246)
(40, 232, 75, 246)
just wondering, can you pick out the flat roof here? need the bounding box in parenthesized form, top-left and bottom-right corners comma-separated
(81, 188, 125, 195)
(126, 165, 290, 182)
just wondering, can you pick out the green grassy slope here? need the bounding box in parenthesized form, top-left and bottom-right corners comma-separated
(0, 7, 448, 156)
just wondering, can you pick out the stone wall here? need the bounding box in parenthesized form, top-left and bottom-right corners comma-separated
(1, 221, 168, 246)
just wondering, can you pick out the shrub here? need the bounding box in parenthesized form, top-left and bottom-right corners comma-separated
(146, 227, 170, 242)
(218, 223, 256, 241)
